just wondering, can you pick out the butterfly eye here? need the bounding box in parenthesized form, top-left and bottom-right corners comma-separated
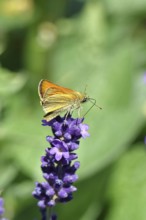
(81, 97, 88, 103)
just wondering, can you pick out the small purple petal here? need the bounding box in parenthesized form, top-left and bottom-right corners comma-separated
(69, 153, 78, 160)
(47, 200, 56, 207)
(58, 189, 68, 198)
(63, 152, 69, 159)
(55, 152, 62, 161)
(46, 136, 54, 143)
(41, 182, 50, 189)
(74, 161, 80, 168)
(79, 124, 90, 138)
(42, 119, 54, 126)
(52, 140, 68, 151)
(65, 185, 77, 193)
(46, 188, 55, 196)
(38, 200, 46, 208)
(52, 121, 62, 130)
(43, 173, 50, 180)
(50, 147, 58, 155)
(64, 133, 72, 140)
(55, 130, 62, 137)
(68, 142, 79, 151)
(63, 174, 78, 183)
(41, 156, 48, 166)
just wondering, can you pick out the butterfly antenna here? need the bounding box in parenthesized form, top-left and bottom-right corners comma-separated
(83, 98, 102, 118)
(89, 98, 102, 110)
(84, 84, 88, 94)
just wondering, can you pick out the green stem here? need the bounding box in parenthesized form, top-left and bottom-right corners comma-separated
(46, 207, 52, 220)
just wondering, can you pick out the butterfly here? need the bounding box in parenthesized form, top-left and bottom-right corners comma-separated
(38, 79, 101, 121)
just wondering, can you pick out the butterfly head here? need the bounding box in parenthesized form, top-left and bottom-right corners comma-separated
(81, 95, 90, 103)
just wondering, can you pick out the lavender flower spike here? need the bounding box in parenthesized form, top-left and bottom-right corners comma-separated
(0, 197, 8, 220)
(0, 198, 5, 216)
(32, 114, 89, 220)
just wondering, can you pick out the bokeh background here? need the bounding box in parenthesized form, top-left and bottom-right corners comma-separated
(0, 0, 146, 219)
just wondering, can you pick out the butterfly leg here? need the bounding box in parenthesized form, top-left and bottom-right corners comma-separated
(77, 107, 81, 118)
(63, 108, 72, 124)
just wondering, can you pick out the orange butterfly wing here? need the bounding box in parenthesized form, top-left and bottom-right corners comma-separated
(38, 79, 75, 100)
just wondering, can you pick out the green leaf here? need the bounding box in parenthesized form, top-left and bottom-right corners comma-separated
(0, 165, 18, 189)
(106, 145, 146, 220)
(104, 0, 146, 15)
(0, 68, 26, 97)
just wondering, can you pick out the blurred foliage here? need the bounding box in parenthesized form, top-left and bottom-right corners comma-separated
(0, 0, 146, 219)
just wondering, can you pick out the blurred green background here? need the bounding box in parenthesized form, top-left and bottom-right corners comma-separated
(0, 0, 146, 219)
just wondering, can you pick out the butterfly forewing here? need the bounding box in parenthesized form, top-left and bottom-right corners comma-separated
(39, 79, 75, 99)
